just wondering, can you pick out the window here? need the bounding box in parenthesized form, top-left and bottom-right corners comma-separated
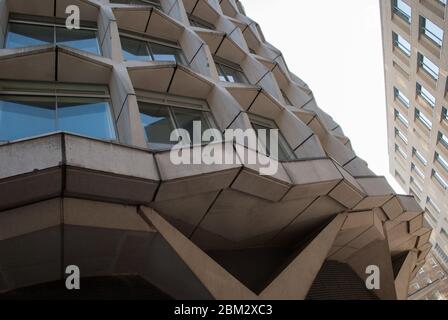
(137, 96, 215, 150)
(393, 0, 412, 23)
(110, 0, 161, 8)
(394, 87, 410, 107)
(395, 143, 408, 159)
(413, 147, 428, 166)
(425, 208, 437, 229)
(412, 163, 425, 179)
(432, 169, 448, 189)
(420, 16, 444, 47)
(395, 109, 409, 127)
(5, 15, 100, 55)
(393, 32, 411, 56)
(248, 114, 297, 161)
(189, 16, 215, 30)
(438, 131, 448, 148)
(441, 229, 448, 243)
(215, 58, 249, 84)
(410, 188, 421, 202)
(425, 207, 438, 226)
(415, 109, 433, 130)
(395, 127, 408, 144)
(435, 244, 448, 264)
(0, 81, 116, 142)
(442, 107, 448, 122)
(411, 177, 424, 192)
(436, 152, 448, 172)
(120, 35, 187, 65)
(418, 53, 439, 80)
(417, 83, 436, 108)
(427, 197, 442, 215)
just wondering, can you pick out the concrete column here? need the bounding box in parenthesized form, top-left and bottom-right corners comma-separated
(395, 250, 418, 300)
(139, 206, 257, 300)
(98, 5, 123, 61)
(347, 239, 398, 300)
(109, 64, 147, 148)
(259, 214, 346, 300)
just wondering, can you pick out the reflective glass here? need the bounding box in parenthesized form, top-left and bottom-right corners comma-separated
(56, 27, 100, 55)
(151, 43, 185, 64)
(172, 107, 212, 143)
(57, 97, 116, 140)
(110, 0, 160, 7)
(6, 23, 54, 48)
(139, 103, 176, 149)
(422, 17, 444, 46)
(0, 96, 56, 141)
(251, 122, 296, 161)
(121, 36, 151, 61)
(218, 63, 248, 84)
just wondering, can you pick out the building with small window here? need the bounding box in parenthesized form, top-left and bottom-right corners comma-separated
(0, 0, 431, 300)
(381, 0, 448, 278)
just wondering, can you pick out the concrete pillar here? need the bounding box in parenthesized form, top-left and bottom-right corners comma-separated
(139, 206, 257, 300)
(260, 214, 346, 300)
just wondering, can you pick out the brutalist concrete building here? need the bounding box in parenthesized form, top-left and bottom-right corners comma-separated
(380, 0, 448, 268)
(0, 0, 431, 300)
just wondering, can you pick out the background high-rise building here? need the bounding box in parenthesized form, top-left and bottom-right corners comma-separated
(0, 0, 431, 299)
(380, 0, 448, 268)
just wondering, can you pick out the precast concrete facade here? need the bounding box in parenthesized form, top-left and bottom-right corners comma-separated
(381, 0, 448, 269)
(0, 0, 431, 299)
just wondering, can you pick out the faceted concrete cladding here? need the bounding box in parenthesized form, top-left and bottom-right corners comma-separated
(0, 0, 431, 299)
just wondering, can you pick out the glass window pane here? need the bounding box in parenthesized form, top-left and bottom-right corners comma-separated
(395, 109, 409, 127)
(416, 109, 433, 129)
(419, 53, 439, 79)
(0, 96, 56, 141)
(189, 16, 215, 30)
(150, 43, 185, 65)
(215, 64, 227, 82)
(436, 152, 448, 172)
(139, 103, 176, 149)
(110, 0, 161, 8)
(252, 122, 296, 161)
(6, 23, 54, 49)
(121, 36, 151, 61)
(439, 132, 448, 147)
(417, 83, 436, 108)
(393, 32, 411, 56)
(421, 16, 444, 46)
(171, 107, 212, 143)
(57, 97, 116, 140)
(394, 0, 411, 22)
(222, 64, 248, 84)
(394, 87, 410, 107)
(56, 27, 100, 55)
(220, 64, 247, 84)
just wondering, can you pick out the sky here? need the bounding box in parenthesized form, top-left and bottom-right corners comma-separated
(242, 0, 405, 193)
